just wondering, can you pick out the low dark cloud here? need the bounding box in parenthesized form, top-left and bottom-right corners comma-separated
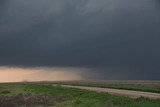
(0, 0, 160, 79)
(0, 0, 10, 14)
(0, 0, 9, 7)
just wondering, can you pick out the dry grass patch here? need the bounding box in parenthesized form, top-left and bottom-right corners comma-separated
(0, 94, 65, 107)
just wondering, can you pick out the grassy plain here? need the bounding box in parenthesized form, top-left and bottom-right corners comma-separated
(0, 82, 160, 107)
(51, 80, 160, 93)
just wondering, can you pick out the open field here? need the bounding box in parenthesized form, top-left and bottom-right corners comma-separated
(0, 82, 160, 107)
(50, 80, 160, 93)
(62, 85, 160, 99)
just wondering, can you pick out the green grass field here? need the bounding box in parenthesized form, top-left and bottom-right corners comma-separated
(51, 80, 160, 93)
(0, 83, 160, 107)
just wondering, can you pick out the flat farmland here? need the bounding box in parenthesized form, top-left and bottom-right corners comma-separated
(51, 80, 160, 93)
(0, 81, 160, 107)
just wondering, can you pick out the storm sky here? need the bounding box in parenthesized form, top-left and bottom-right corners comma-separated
(0, 0, 160, 81)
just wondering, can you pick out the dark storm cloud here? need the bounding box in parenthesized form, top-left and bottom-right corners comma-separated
(0, 0, 10, 14)
(0, 0, 160, 79)
(0, 0, 9, 7)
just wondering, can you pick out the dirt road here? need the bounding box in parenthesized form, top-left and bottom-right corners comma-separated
(61, 85, 160, 99)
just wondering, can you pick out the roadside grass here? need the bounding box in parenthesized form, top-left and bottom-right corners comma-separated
(0, 83, 160, 107)
(50, 80, 160, 93)
(1, 90, 10, 94)
(0, 94, 63, 107)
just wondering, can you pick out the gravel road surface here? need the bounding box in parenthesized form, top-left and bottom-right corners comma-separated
(62, 85, 160, 99)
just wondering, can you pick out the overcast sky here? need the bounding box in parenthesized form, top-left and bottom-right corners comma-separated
(0, 0, 160, 80)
